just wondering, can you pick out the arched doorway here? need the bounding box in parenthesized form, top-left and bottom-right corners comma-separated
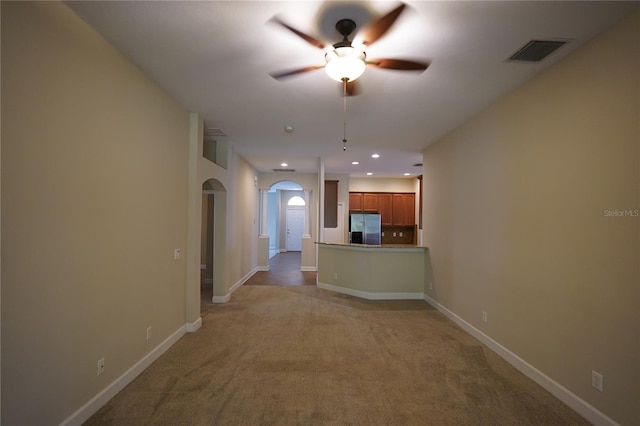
(266, 180, 304, 271)
(201, 179, 227, 303)
(246, 180, 316, 286)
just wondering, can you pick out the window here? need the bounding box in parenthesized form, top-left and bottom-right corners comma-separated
(288, 196, 305, 206)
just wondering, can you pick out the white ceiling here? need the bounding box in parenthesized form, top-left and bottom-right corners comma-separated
(67, 1, 638, 177)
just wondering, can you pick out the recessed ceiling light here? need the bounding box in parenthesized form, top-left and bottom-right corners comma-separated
(284, 126, 294, 133)
(351, 161, 359, 165)
(281, 162, 288, 167)
(371, 153, 380, 159)
(366, 172, 373, 176)
(404, 173, 411, 176)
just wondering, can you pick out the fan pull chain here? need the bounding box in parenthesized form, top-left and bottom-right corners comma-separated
(342, 78, 348, 151)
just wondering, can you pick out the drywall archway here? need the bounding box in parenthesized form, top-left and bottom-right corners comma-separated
(201, 179, 228, 304)
(269, 180, 304, 254)
(257, 176, 317, 271)
(186, 112, 232, 332)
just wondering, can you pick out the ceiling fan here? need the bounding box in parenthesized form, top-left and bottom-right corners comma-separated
(269, 2, 429, 96)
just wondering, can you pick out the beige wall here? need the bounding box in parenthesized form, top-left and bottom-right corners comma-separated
(1, 2, 190, 424)
(349, 177, 417, 193)
(423, 12, 639, 425)
(226, 152, 259, 286)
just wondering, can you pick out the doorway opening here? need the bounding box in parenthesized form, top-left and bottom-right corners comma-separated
(200, 179, 226, 304)
(265, 180, 306, 273)
(201, 188, 214, 302)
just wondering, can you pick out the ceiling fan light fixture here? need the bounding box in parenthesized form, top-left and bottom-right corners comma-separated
(324, 47, 366, 82)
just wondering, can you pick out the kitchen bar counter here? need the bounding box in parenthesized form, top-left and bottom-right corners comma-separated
(316, 242, 428, 300)
(316, 242, 422, 250)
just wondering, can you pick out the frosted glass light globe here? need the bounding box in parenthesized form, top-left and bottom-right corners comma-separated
(324, 47, 366, 82)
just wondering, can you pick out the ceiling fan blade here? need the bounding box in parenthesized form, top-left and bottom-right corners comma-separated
(357, 3, 406, 46)
(269, 65, 324, 80)
(269, 16, 325, 49)
(366, 58, 430, 72)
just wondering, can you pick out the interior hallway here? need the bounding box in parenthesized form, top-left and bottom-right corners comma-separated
(245, 252, 317, 286)
(202, 252, 316, 304)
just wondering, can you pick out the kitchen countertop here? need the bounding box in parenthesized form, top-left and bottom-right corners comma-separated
(316, 242, 427, 250)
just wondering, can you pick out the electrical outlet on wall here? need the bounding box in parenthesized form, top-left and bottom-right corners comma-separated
(592, 370, 603, 392)
(482, 311, 488, 323)
(97, 358, 105, 376)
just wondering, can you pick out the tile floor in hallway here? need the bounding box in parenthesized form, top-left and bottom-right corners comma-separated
(201, 252, 316, 303)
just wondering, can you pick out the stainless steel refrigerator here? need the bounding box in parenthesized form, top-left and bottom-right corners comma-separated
(350, 213, 381, 245)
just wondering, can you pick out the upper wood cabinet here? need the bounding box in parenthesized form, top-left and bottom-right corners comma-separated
(363, 193, 379, 212)
(402, 193, 415, 226)
(349, 192, 363, 211)
(349, 192, 415, 226)
(392, 194, 405, 226)
(378, 193, 392, 226)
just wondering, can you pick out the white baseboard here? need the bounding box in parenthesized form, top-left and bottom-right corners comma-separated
(212, 267, 261, 304)
(422, 294, 618, 426)
(61, 324, 187, 426)
(212, 294, 230, 304)
(231, 267, 258, 292)
(318, 281, 424, 300)
(186, 317, 202, 333)
(300, 266, 317, 272)
(257, 266, 270, 271)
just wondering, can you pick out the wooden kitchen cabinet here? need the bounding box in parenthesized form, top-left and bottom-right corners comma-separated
(378, 193, 392, 225)
(392, 194, 405, 226)
(349, 192, 363, 211)
(349, 192, 415, 226)
(402, 193, 415, 226)
(392, 193, 415, 226)
(363, 193, 379, 212)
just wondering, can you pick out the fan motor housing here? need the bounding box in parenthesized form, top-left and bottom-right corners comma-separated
(333, 19, 357, 48)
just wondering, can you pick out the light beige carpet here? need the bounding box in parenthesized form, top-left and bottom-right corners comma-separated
(85, 285, 588, 425)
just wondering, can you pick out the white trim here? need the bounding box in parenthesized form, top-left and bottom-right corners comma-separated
(186, 317, 202, 333)
(212, 294, 230, 304)
(423, 294, 619, 426)
(212, 267, 261, 304)
(300, 266, 317, 272)
(318, 281, 424, 300)
(60, 325, 186, 426)
(231, 267, 258, 292)
(256, 266, 270, 271)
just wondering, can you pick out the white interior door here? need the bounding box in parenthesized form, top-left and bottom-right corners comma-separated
(286, 207, 304, 251)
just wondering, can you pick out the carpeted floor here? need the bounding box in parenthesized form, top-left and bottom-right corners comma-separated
(85, 282, 588, 425)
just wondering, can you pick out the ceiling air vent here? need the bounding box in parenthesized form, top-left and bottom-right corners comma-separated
(273, 168, 296, 173)
(204, 128, 227, 137)
(507, 40, 568, 62)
